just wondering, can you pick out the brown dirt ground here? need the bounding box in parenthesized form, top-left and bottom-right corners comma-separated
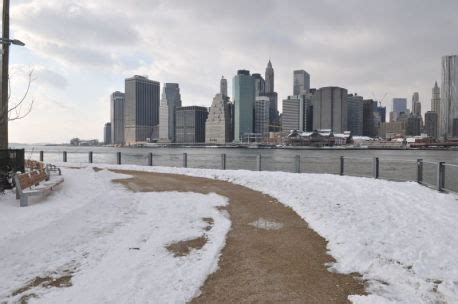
(112, 170, 366, 304)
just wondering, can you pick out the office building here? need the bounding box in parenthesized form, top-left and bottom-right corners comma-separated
(431, 82, 440, 113)
(379, 121, 407, 139)
(254, 96, 270, 138)
(454, 118, 458, 137)
(293, 70, 310, 95)
(412, 92, 420, 114)
(440, 55, 458, 138)
(175, 106, 208, 143)
(252, 73, 265, 97)
(110, 91, 125, 145)
(124, 75, 160, 144)
(347, 94, 364, 136)
(425, 111, 438, 139)
(392, 98, 407, 121)
(158, 83, 182, 143)
(104, 122, 111, 145)
(206, 93, 231, 144)
(265, 60, 274, 93)
(362, 99, 377, 137)
(220, 76, 228, 97)
(312, 87, 348, 133)
(406, 115, 422, 136)
(233, 70, 255, 142)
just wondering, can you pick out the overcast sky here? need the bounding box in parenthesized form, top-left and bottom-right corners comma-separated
(7, 0, 458, 143)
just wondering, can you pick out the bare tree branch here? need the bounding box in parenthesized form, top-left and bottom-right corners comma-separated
(8, 68, 35, 121)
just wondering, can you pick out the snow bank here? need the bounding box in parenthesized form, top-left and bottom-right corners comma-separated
(76, 163, 458, 304)
(0, 167, 230, 303)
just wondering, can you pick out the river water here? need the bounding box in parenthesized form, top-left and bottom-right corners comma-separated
(13, 145, 458, 192)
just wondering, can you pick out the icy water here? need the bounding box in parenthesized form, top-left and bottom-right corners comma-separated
(14, 145, 458, 192)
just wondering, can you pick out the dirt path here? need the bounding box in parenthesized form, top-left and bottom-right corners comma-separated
(112, 170, 365, 303)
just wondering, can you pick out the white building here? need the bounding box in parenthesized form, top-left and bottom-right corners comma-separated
(254, 96, 270, 138)
(205, 93, 231, 144)
(158, 83, 181, 143)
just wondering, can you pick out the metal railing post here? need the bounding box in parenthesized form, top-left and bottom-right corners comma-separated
(256, 154, 262, 171)
(117, 152, 121, 165)
(417, 159, 423, 184)
(89, 151, 93, 163)
(39, 151, 44, 162)
(183, 153, 188, 168)
(221, 153, 226, 170)
(63, 151, 67, 162)
(295, 155, 300, 173)
(148, 153, 153, 166)
(373, 157, 379, 179)
(437, 162, 445, 191)
(339, 156, 344, 176)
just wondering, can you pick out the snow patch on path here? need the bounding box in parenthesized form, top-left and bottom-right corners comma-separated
(81, 163, 458, 304)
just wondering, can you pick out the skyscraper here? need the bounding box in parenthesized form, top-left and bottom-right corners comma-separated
(220, 76, 228, 97)
(293, 70, 310, 95)
(425, 111, 438, 139)
(110, 91, 125, 145)
(124, 75, 160, 144)
(347, 94, 364, 136)
(265, 60, 274, 93)
(206, 93, 231, 144)
(175, 106, 208, 143)
(159, 83, 181, 143)
(104, 122, 111, 145)
(252, 73, 265, 97)
(311, 87, 348, 133)
(431, 81, 440, 113)
(412, 92, 419, 114)
(254, 96, 270, 138)
(440, 55, 458, 138)
(392, 98, 408, 121)
(362, 99, 377, 137)
(233, 70, 255, 142)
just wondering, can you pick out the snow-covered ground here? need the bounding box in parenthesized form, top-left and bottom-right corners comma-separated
(64, 163, 458, 304)
(0, 168, 230, 303)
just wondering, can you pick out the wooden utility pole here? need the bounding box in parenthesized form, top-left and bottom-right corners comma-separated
(0, 0, 10, 149)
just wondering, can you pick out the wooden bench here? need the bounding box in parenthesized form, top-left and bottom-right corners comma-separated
(14, 169, 64, 207)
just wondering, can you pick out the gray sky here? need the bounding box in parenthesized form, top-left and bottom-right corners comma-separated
(7, 0, 458, 143)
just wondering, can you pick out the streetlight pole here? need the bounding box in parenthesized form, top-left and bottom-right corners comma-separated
(0, 0, 10, 149)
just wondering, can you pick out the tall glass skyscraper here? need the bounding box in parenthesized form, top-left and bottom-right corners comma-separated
(293, 70, 310, 95)
(110, 91, 125, 145)
(159, 83, 181, 143)
(440, 55, 458, 138)
(233, 70, 255, 142)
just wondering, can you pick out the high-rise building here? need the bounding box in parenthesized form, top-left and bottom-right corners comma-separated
(233, 70, 255, 142)
(431, 81, 440, 113)
(124, 75, 160, 144)
(392, 98, 407, 121)
(454, 118, 458, 137)
(440, 55, 458, 139)
(281, 95, 312, 136)
(254, 96, 270, 138)
(175, 106, 208, 143)
(220, 76, 228, 97)
(159, 83, 181, 143)
(265, 60, 274, 93)
(206, 93, 231, 144)
(347, 94, 364, 136)
(312, 87, 347, 133)
(110, 91, 125, 145)
(375, 104, 386, 123)
(293, 70, 310, 95)
(412, 92, 419, 114)
(363, 99, 377, 137)
(252, 73, 265, 97)
(104, 122, 111, 145)
(425, 111, 438, 139)
(406, 115, 421, 136)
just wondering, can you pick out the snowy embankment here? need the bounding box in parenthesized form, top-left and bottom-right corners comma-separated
(79, 163, 458, 304)
(0, 168, 230, 303)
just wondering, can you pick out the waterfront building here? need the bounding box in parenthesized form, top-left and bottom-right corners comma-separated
(431, 82, 440, 113)
(175, 106, 208, 143)
(425, 111, 438, 139)
(281, 96, 300, 136)
(254, 96, 270, 138)
(205, 93, 231, 144)
(312, 87, 347, 133)
(233, 70, 255, 142)
(406, 115, 422, 136)
(392, 98, 407, 121)
(104, 122, 111, 145)
(158, 83, 182, 143)
(379, 121, 407, 139)
(110, 91, 125, 145)
(363, 99, 377, 137)
(220, 76, 228, 97)
(376, 104, 386, 123)
(347, 94, 364, 136)
(412, 92, 420, 115)
(265, 60, 274, 93)
(252, 73, 265, 97)
(440, 55, 458, 139)
(293, 70, 310, 95)
(454, 118, 458, 137)
(124, 75, 160, 144)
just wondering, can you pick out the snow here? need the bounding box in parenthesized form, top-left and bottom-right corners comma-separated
(71, 163, 458, 304)
(0, 167, 230, 303)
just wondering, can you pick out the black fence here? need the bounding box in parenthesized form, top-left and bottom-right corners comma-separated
(0, 149, 25, 173)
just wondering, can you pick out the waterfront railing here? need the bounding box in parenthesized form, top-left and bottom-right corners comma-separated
(27, 150, 458, 194)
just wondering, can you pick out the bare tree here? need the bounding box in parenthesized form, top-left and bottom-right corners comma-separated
(8, 69, 35, 121)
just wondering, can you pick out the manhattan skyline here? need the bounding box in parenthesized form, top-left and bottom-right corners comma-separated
(6, 0, 458, 143)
